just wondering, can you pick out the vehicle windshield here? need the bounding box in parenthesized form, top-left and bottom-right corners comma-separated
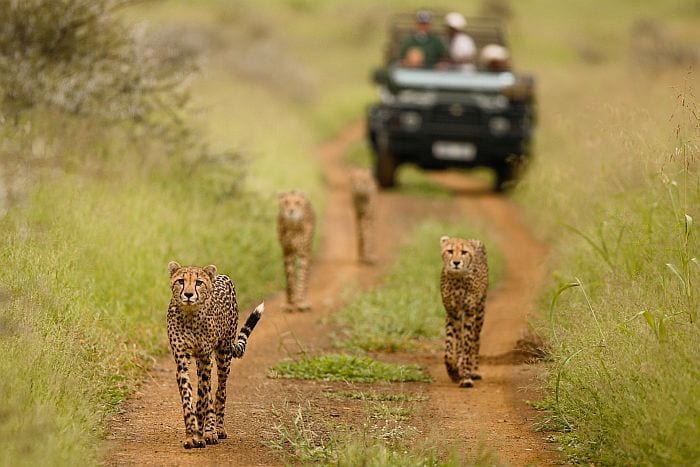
(389, 68, 515, 91)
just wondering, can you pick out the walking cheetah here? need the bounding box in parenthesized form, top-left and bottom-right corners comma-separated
(350, 168, 378, 264)
(167, 261, 264, 448)
(277, 190, 315, 311)
(439, 236, 488, 388)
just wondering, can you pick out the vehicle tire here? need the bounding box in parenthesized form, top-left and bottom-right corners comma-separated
(375, 147, 397, 188)
(494, 161, 518, 193)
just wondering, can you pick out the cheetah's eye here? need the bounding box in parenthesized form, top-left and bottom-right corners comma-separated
(195, 280, 203, 287)
(461, 250, 468, 255)
(176, 278, 184, 285)
(447, 249, 454, 255)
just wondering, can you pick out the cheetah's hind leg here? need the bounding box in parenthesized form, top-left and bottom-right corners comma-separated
(459, 377, 475, 388)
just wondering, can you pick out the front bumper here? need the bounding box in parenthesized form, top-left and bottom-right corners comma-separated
(367, 102, 534, 168)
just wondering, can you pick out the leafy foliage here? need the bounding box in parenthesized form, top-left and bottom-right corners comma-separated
(0, 0, 195, 124)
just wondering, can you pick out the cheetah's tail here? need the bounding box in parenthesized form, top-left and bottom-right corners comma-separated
(232, 302, 264, 358)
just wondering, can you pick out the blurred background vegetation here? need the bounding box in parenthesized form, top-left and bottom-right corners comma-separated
(0, 0, 697, 465)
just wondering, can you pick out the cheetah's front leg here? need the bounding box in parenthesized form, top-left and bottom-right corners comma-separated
(283, 253, 297, 312)
(196, 354, 218, 445)
(444, 314, 460, 383)
(359, 214, 376, 264)
(470, 297, 487, 380)
(295, 253, 311, 311)
(458, 315, 476, 388)
(172, 349, 205, 448)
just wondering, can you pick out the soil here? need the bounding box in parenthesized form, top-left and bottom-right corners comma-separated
(104, 123, 558, 465)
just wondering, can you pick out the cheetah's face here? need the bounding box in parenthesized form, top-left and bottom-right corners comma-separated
(168, 261, 217, 306)
(278, 191, 309, 222)
(440, 236, 475, 274)
(350, 168, 377, 199)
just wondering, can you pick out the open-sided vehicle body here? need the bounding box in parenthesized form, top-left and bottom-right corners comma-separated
(367, 13, 536, 191)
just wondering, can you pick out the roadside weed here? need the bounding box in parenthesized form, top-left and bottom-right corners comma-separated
(269, 353, 432, 383)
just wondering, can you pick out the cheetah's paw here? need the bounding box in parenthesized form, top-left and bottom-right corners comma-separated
(459, 378, 474, 388)
(183, 435, 206, 449)
(204, 431, 219, 445)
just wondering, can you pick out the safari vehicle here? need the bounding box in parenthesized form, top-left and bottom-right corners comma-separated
(367, 13, 536, 191)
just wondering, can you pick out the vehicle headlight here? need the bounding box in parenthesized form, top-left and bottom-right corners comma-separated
(489, 117, 511, 136)
(399, 111, 422, 132)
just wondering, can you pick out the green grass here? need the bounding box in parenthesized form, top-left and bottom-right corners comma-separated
(324, 390, 428, 403)
(0, 142, 282, 465)
(336, 220, 503, 352)
(266, 399, 501, 466)
(269, 353, 432, 383)
(517, 48, 700, 467)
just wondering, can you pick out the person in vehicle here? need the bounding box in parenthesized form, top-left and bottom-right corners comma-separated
(402, 47, 426, 68)
(399, 10, 448, 68)
(480, 44, 511, 71)
(444, 12, 476, 71)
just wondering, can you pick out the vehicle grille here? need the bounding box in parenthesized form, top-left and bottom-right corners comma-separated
(430, 105, 482, 125)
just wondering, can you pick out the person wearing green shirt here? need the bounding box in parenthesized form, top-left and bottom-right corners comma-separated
(399, 10, 449, 68)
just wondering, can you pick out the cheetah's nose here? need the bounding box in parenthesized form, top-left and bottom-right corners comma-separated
(184, 292, 194, 300)
(452, 260, 462, 268)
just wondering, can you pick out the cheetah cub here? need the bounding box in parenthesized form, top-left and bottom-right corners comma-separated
(350, 168, 378, 264)
(167, 261, 264, 449)
(439, 236, 489, 388)
(277, 190, 315, 311)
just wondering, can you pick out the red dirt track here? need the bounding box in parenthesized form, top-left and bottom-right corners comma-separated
(104, 123, 557, 465)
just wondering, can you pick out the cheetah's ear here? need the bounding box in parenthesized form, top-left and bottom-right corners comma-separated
(204, 264, 217, 281)
(168, 261, 181, 277)
(440, 236, 450, 247)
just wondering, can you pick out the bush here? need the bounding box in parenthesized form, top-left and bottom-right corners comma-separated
(0, 0, 195, 124)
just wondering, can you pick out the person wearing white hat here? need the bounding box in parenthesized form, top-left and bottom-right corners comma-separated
(480, 44, 511, 71)
(444, 12, 476, 71)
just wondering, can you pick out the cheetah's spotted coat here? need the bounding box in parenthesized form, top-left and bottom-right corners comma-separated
(350, 168, 378, 264)
(167, 261, 263, 448)
(277, 191, 315, 311)
(439, 236, 489, 388)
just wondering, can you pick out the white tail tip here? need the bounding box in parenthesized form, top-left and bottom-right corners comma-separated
(255, 302, 265, 314)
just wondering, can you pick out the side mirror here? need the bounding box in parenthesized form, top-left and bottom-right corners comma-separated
(371, 68, 389, 85)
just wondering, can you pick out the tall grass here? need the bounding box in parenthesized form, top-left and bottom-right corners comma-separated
(519, 66, 699, 464)
(0, 144, 282, 465)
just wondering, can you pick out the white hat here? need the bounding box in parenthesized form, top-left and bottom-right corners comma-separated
(480, 44, 510, 62)
(445, 12, 467, 30)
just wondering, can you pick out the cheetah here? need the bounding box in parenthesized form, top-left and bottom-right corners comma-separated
(277, 190, 315, 311)
(350, 168, 378, 264)
(439, 236, 488, 388)
(167, 261, 264, 448)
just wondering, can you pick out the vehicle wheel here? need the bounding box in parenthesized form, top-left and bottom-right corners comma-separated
(375, 147, 397, 188)
(494, 161, 518, 193)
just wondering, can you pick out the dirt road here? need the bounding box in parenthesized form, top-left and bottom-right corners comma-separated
(104, 123, 557, 465)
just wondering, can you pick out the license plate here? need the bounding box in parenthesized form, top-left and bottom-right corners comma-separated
(432, 141, 476, 161)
